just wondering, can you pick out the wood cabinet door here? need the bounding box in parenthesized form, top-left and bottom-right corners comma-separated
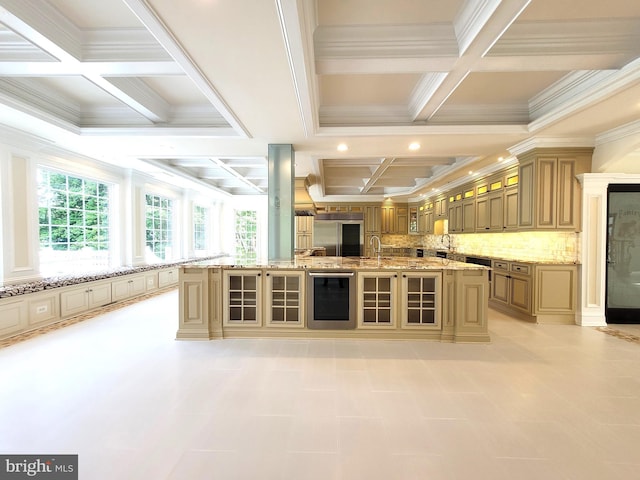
(518, 161, 535, 229)
(509, 275, 531, 313)
(503, 187, 519, 230)
(488, 193, 504, 231)
(475, 197, 489, 231)
(491, 272, 509, 303)
(535, 157, 557, 228)
(557, 158, 578, 229)
(462, 200, 475, 232)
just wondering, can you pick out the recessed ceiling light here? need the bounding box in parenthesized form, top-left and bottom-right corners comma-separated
(337, 143, 348, 152)
(469, 171, 473, 175)
(498, 156, 504, 162)
(409, 142, 420, 151)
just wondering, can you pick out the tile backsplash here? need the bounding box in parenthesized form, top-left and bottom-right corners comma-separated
(381, 232, 580, 263)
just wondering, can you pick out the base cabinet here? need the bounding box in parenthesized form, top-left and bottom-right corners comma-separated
(112, 275, 146, 302)
(61, 282, 113, 318)
(357, 272, 397, 328)
(223, 270, 262, 326)
(265, 271, 305, 327)
(400, 272, 442, 329)
(490, 261, 577, 323)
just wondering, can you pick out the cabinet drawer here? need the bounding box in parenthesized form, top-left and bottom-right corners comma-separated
(493, 261, 509, 271)
(510, 263, 531, 275)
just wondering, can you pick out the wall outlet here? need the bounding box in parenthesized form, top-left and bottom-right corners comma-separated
(36, 305, 48, 314)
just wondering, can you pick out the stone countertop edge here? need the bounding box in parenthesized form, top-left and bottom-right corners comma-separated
(0, 254, 230, 298)
(181, 256, 489, 271)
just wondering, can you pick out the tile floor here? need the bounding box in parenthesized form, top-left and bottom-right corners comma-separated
(1, 290, 640, 480)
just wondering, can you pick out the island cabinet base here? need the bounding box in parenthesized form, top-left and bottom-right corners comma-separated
(176, 265, 490, 343)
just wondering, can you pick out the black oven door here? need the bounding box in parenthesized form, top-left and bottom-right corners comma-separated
(307, 271, 356, 329)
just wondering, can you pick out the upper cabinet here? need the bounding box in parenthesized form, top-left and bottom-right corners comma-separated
(381, 203, 408, 234)
(516, 148, 593, 231)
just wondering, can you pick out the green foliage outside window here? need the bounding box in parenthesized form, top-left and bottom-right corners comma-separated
(145, 194, 173, 260)
(235, 210, 257, 263)
(38, 170, 110, 252)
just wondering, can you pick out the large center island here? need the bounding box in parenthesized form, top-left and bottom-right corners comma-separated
(176, 256, 490, 343)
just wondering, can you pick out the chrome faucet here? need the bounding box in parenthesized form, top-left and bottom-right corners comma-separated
(370, 235, 382, 259)
(442, 234, 451, 251)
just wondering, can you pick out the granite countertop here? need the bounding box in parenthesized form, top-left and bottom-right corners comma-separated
(183, 255, 488, 271)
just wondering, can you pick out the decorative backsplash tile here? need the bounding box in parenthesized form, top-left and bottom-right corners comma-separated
(382, 232, 580, 263)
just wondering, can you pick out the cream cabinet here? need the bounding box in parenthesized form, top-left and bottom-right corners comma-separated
(381, 203, 408, 234)
(60, 281, 113, 318)
(396, 206, 409, 234)
(357, 271, 398, 327)
(490, 260, 577, 323)
(28, 292, 60, 327)
(264, 271, 305, 327)
(295, 216, 314, 249)
(365, 205, 381, 233)
(158, 268, 179, 288)
(223, 270, 262, 326)
(503, 186, 519, 230)
(111, 274, 146, 302)
(491, 260, 531, 315)
(434, 196, 447, 217)
(400, 272, 442, 329)
(0, 299, 28, 338)
(517, 148, 592, 231)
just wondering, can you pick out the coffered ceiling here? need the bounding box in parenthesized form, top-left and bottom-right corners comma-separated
(1, 0, 640, 200)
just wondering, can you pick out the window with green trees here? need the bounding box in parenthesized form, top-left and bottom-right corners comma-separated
(37, 169, 111, 275)
(146, 194, 173, 260)
(194, 205, 207, 251)
(235, 210, 257, 263)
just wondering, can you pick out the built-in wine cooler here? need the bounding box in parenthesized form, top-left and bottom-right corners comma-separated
(606, 183, 640, 323)
(306, 270, 356, 329)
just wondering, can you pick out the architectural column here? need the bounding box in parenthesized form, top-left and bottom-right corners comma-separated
(122, 169, 147, 266)
(577, 173, 640, 325)
(267, 144, 294, 262)
(0, 151, 40, 284)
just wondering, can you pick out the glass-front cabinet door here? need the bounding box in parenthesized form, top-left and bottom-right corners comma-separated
(265, 271, 305, 327)
(357, 272, 398, 328)
(223, 270, 262, 326)
(401, 272, 442, 329)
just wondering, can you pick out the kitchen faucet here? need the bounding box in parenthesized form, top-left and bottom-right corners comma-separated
(370, 235, 382, 259)
(442, 234, 451, 251)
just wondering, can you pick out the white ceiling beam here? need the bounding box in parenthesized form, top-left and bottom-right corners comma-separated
(361, 157, 394, 194)
(123, 0, 251, 138)
(410, 0, 531, 122)
(0, 61, 185, 76)
(208, 157, 264, 193)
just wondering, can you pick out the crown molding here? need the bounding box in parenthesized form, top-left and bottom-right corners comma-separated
(508, 136, 595, 157)
(316, 123, 528, 136)
(595, 119, 640, 146)
(529, 58, 640, 132)
(81, 28, 171, 61)
(314, 23, 457, 58)
(453, 0, 502, 56)
(408, 72, 448, 120)
(429, 104, 529, 124)
(489, 19, 640, 58)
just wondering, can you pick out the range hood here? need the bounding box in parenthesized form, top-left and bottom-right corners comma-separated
(294, 176, 316, 216)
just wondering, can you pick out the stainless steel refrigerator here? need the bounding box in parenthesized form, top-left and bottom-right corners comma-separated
(313, 220, 363, 256)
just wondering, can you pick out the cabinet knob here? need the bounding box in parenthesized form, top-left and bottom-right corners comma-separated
(403, 274, 407, 278)
(266, 273, 270, 276)
(257, 273, 261, 277)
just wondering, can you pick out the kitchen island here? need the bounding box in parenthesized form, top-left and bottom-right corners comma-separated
(176, 256, 490, 343)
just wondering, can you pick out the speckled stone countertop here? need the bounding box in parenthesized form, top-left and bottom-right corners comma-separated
(183, 255, 489, 271)
(0, 254, 230, 298)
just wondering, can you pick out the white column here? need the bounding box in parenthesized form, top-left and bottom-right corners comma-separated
(0, 150, 41, 284)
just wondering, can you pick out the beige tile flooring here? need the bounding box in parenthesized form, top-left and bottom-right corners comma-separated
(1, 290, 640, 480)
